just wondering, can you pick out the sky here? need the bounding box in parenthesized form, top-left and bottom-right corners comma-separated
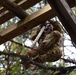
(63, 33, 76, 59)
(0, 44, 5, 51)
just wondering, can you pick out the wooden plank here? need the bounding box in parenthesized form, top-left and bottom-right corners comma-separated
(0, 0, 22, 14)
(0, 0, 41, 25)
(0, 4, 56, 44)
(47, 0, 76, 45)
(0, 0, 75, 13)
(0, 36, 7, 43)
(0, 0, 75, 25)
(66, 0, 76, 8)
(0, 0, 75, 44)
(0, 0, 28, 19)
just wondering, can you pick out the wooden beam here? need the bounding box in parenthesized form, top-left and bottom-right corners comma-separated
(0, 0, 22, 14)
(0, 0, 28, 19)
(0, 0, 75, 44)
(66, 0, 76, 8)
(0, 0, 41, 25)
(0, 36, 7, 43)
(47, 0, 76, 45)
(0, 0, 75, 25)
(0, 4, 55, 44)
(0, 0, 75, 13)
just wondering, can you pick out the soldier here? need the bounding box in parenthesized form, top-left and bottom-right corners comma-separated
(22, 20, 62, 68)
(28, 20, 62, 62)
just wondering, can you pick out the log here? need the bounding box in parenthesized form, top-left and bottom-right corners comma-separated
(0, 0, 41, 25)
(0, 0, 28, 19)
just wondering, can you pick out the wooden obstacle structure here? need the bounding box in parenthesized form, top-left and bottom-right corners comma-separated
(0, 0, 75, 45)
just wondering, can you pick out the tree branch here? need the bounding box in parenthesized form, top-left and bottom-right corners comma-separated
(29, 60, 76, 71)
(61, 58, 76, 64)
(0, 50, 76, 71)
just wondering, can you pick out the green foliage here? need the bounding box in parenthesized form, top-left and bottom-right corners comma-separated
(72, 7, 76, 15)
(9, 62, 21, 75)
(70, 71, 76, 75)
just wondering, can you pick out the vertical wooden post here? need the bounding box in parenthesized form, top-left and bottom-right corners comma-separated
(47, 0, 76, 45)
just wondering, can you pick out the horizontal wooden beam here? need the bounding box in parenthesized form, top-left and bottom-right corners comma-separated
(0, 0, 41, 25)
(0, 0, 28, 19)
(0, 0, 75, 25)
(0, 0, 75, 44)
(0, 0, 22, 14)
(0, 0, 74, 13)
(0, 4, 55, 44)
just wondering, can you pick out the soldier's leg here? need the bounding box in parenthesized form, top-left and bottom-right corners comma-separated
(27, 31, 61, 57)
(34, 45, 62, 63)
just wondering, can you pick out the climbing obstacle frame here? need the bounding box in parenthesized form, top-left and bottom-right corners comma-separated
(0, 0, 75, 74)
(0, 0, 75, 45)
